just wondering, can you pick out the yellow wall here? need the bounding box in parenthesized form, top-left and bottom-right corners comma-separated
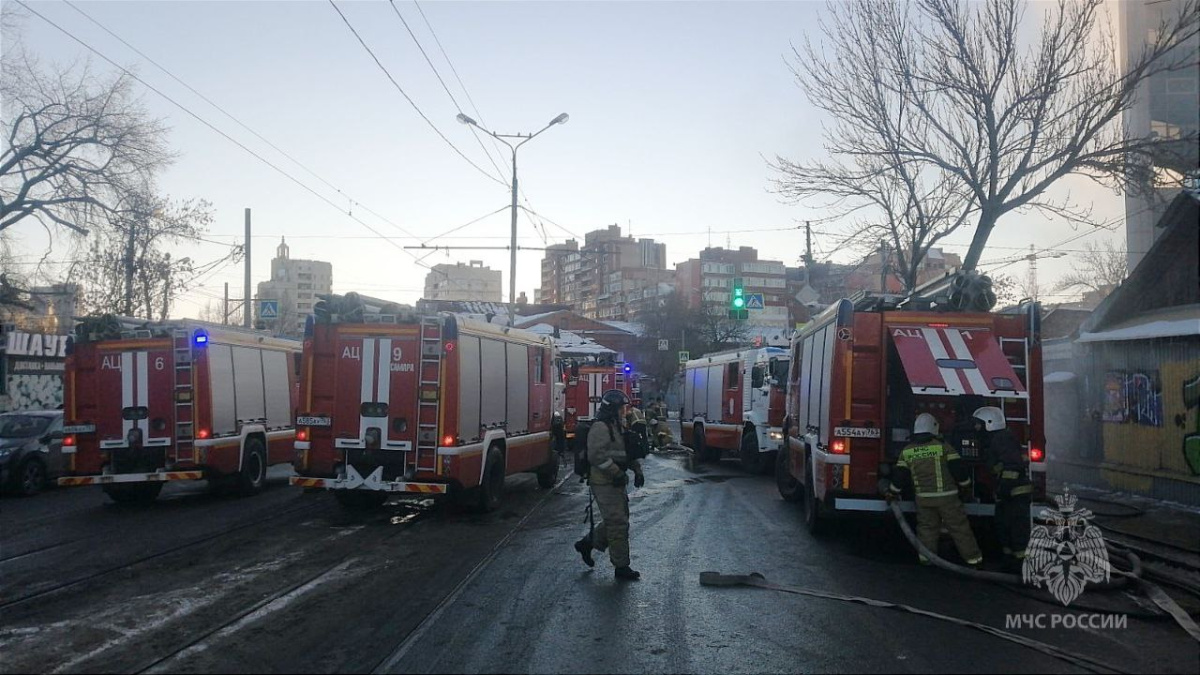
(1102, 357, 1200, 476)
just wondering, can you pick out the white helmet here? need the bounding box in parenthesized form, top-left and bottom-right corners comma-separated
(972, 406, 1006, 432)
(913, 413, 939, 436)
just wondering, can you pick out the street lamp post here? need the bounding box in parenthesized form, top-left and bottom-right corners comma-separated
(456, 112, 568, 318)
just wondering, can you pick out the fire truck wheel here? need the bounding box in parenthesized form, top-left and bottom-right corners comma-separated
(802, 452, 828, 536)
(693, 425, 714, 463)
(14, 456, 47, 496)
(776, 444, 803, 502)
(334, 490, 387, 510)
(236, 438, 268, 497)
(740, 432, 767, 474)
(477, 447, 505, 512)
(536, 455, 560, 489)
(103, 482, 164, 505)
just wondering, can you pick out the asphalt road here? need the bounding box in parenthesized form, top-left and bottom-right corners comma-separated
(1, 434, 1197, 674)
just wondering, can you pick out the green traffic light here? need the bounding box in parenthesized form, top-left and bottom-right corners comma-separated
(733, 297, 745, 308)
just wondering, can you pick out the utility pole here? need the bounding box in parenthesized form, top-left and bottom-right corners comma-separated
(244, 208, 252, 328)
(455, 112, 568, 327)
(161, 253, 171, 321)
(1026, 244, 1039, 303)
(803, 221, 813, 268)
(879, 239, 889, 292)
(509, 151, 519, 325)
(223, 282, 230, 326)
(124, 221, 136, 316)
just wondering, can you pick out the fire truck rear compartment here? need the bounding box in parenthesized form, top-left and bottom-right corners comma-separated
(881, 330, 1030, 502)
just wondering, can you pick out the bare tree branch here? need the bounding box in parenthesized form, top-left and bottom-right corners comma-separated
(775, 0, 1199, 277)
(1, 49, 173, 238)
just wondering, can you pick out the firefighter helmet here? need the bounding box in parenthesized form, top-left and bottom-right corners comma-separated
(598, 389, 631, 418)
(971, 406, 1006, 432)
(913, 413, 939, 436)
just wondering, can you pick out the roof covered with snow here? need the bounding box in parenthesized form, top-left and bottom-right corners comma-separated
(1076, 305, 1199, 343)
(523, 323, 616, 356)
(599, 320, 645, 336)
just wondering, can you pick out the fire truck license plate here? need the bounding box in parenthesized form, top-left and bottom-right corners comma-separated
(297, 416, 332, 427)
(833, 426, 881, 438)
(63, 424, 96, 434)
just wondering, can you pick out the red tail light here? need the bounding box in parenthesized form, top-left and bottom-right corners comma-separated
(444, 341, 456, 353)
(442, 435, 455, 446)
(63, 435, 77, 447)
(832, 440, 847, 454)
(197, 428, 211, 440)
(1029, 447, 1044, 462)
(297, 429, 309, 442)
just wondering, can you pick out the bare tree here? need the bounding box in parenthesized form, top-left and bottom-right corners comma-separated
(197, 299, 243, 326)
(1, 47, 172, 236)
(72, 189, 232, 320)
(775, 0, 1199, 277)
(1052, 240, 1128, 296)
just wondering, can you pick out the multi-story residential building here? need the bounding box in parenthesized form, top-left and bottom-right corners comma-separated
(255, 238, 333, 337)
(423, 260, 502, 302)
(675, 247, 789, 329)
(537, 225, 669, 321)
(1118, 0, 1199, 270)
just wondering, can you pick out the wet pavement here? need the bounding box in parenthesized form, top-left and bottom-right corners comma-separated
(2, 444, 1198, 673)
(379, 453, 1200, 674)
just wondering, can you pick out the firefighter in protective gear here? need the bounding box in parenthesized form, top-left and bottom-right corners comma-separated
(887, 413, 983, 567)
(973, 406, 1031, 570)
(574, 389, 643, 580)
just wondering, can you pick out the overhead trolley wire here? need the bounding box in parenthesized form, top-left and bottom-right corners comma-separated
(387, 0, 509, 186)
(328, 0, 508, 190)
(19, 0, 483, 296)
(61, 0, 420, 242)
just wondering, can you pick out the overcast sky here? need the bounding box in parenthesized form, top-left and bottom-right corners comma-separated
(5, 0, 1125, 317)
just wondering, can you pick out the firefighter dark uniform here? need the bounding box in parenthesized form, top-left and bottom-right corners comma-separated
(888, 414, 983, 567)
(974, 406, 1032, 567)
(574, 390, 643, 581)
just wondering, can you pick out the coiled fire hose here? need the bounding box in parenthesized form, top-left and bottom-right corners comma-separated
(887, 501, 1200, 644)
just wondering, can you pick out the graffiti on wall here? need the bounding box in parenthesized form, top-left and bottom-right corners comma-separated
(1183, 374, 1200, 476)
(4, 374, 63, 411)
(1101, 370, 1163, 427)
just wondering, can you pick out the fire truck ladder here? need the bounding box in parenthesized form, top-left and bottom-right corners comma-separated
(999, 336, 1031, 431)
(172, 329, 195, 466)
(415, 316, 443, 473)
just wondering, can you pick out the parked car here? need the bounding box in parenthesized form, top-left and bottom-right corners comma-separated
(0, 410, 65, 496)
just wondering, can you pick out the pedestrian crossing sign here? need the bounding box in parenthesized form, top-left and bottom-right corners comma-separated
(745, 293, 765, 310)
(259, 300, 279, 319)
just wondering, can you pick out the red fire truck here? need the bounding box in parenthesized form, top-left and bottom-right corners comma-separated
(290, 295, 561, 511)
(60, 318, 301, 504)
(680, 347, 790, 473)
(561, 360, 638, 447)
(776, 283, 1046, 534)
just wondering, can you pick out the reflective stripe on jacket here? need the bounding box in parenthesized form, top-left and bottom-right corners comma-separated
(891, 438, 970, 498)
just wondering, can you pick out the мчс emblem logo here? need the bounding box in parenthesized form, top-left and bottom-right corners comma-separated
(1023, 490, 1110, 606)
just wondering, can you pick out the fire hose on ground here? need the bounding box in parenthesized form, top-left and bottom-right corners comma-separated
(698, 503, 1199, 675)
(885, 500, 1200, 644)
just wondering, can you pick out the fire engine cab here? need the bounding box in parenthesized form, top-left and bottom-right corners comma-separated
(60, 317, 301, 504)
(776, 273, 1047, 534)
(681, 347, 790, 473)
(290, 294, 561, 511)
(561, 360, 638, 448)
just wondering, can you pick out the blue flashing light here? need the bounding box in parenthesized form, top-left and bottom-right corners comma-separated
(623, 362, 632, 374)
(193, 329, 209, 346)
